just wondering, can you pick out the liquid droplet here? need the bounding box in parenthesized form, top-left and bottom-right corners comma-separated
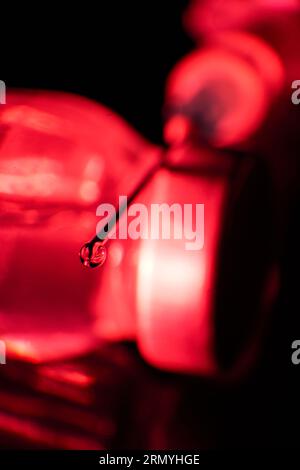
(79, 241, 107, 268)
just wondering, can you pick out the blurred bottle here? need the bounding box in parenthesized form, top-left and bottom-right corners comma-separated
(0, 90, 159, 363)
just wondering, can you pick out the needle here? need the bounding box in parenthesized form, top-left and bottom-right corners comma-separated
(79, 159, 163, 268)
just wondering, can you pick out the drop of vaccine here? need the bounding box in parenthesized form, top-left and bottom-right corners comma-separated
(79, 241, 107, 268)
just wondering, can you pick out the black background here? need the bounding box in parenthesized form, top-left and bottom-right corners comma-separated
(1, 1, 192, 144)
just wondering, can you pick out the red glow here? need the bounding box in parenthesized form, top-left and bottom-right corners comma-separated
(40, 365, 93, 387)
(184, 0, 300, 38)
(166, 47, 269, 147)
(0, 411, 101, 449)
(210, 31, 285, 98)
(94, 147, 231, 374)
(135, 168, 227, 374)
(0, 90, 158, 363)
(163, 115, 192, 146)
(0, 91, 157, 207)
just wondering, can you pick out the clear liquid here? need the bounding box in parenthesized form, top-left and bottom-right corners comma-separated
(79, 241, 107, 268)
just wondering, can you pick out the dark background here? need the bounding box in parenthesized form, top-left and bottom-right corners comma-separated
(1, 0, 300, 448)
(2, 1, 192, 144)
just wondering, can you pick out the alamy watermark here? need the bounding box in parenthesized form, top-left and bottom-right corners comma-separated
(291, 340, 300, 365)
(0, 80, 6, 104)
(291, 80, 300, 105)
(0, 341, 6, 364)
(96, 197, 205, 251)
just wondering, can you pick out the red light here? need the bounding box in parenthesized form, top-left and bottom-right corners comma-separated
(136, 168, 227, 374)
(211, 31, 285, 98)
(163, 115, 192, 146)
(94, 152, 230, 374)
(165, 47, 269, 147)
(0, 90, 159, 363)
(184, 0, 300, 38)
